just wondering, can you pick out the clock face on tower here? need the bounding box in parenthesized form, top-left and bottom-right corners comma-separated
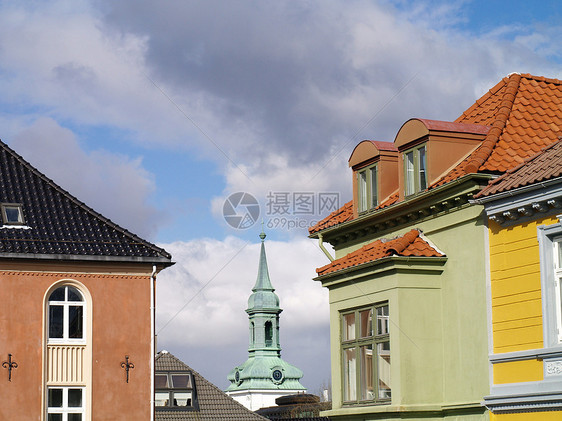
(272, 369, 283, 383)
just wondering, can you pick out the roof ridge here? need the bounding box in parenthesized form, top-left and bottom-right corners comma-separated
(464, 73, 522, 173)
(387, 229, 419, 255)
(0, 139, 170, 260)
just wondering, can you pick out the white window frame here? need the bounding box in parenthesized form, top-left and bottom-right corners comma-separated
(154, 372, 196, 410)
(538, 223, 562, 348)
(47, 286, 86, 345)
(47, 386, 85, 420)
(0, 203, 24, 225)
(357, 164, 378, 213)
(404, 145, 427, 196)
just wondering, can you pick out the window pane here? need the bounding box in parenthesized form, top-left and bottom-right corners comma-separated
(378, 341, 391, 399)
(556, 241, 562, 269)
(343, 348, 356, 401)
(155, 392, 169, 407)
(171, 374, 192, 388)
(418, 146, 427, 190)
(172, 391, 192, 407)
(48, 388, 63, 407)
(358, 171, 367, 212)
(343, 313, 355, 341)
(377, 305, 389, 335)
(68, 415, 82, 421)
(155, 374, 168, 388)
(49, 287, 65, 302)
(48, 415, 62, 421)
(360, 345, 374, 400)
(370, 166, 378, 208)
(69, 306, 83, 339)
(4, 206, 21, 223)
(405, 151, 415, 195)
(68, 389, 82, 407)
(360, 309, 372, 338)
(67, 287, 83, 302)
(49, 306, 64, 338)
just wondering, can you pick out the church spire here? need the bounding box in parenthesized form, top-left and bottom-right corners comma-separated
(252, 228, 275, 293)
(226, 230, 306, 409)
(246, 230, 281, 354)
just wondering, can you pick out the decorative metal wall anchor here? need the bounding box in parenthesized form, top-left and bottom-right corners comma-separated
(2, 354, 18, 381)
(120, 355, 134, 383)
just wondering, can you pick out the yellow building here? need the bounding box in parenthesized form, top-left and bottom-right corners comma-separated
(475, 139, 562, 419)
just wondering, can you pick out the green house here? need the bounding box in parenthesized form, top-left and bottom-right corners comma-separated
(309, 73, 562, 421)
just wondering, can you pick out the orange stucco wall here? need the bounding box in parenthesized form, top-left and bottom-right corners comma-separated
(0, 261, 154, 420)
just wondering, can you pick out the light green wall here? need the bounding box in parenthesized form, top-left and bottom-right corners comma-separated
(322, 204, 489, 420)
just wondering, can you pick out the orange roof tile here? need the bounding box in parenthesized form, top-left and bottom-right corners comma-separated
(310, 73, 562, 234)
(309, 200, 353, 234)
(316, 229, 444, 276)
(476, 139, 562, 198)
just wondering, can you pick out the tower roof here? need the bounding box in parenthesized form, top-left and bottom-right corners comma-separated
(247, 231, 280, 312)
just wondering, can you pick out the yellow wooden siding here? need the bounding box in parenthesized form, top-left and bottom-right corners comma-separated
(488, 217, 558, 352)
(493, 359, 543, 384)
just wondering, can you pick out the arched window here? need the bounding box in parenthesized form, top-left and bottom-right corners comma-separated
(48, 285, 84, 342)
(265, 321, 273, 347)
(44, 282, 90, 421)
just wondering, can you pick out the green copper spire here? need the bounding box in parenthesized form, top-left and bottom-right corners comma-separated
(226, 231, 306, 397)
(247, 229, 277, 309)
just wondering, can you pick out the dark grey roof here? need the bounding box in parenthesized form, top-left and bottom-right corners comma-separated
(155, 351, 268, 421)
(0, 139, 171, 263)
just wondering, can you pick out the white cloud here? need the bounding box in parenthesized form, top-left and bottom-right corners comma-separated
(9, 117, 162, 238)
(155, 236, 331, 390)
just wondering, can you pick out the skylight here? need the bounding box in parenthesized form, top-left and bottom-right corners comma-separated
(1, 203, 24, 225)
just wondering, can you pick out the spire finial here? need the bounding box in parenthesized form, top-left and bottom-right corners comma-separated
(259, 221, 266, 241)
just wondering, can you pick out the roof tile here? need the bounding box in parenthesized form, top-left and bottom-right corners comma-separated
(310, 73, 562, 234)
(316, 229, 444, 276)
(0, 139, 171, 262)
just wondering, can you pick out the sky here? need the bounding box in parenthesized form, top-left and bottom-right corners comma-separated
(1, 0, 561, 396)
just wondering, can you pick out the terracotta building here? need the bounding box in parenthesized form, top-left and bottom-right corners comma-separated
(0, 139, 173, 420)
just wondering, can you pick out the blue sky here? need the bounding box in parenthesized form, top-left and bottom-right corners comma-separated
(1, 0, 561, 396)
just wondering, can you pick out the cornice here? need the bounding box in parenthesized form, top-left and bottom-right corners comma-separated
(474, 178, 562, 226)
(316, 174, 492, 247)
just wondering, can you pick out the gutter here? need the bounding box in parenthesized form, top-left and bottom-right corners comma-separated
(318, 233, 334, 261)
(472, 176, 562, 204)
(150, 264, 157, 421)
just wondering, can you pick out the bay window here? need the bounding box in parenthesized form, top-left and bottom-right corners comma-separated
(342, 303, 390, 404)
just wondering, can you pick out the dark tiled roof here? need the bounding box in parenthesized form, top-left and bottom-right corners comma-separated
(476, 139, 562, 198)
(0, 139, 171, 262)
(316, 229, 444, 277)
(309, 73, 562, 235)
(155, 351, 268, 421)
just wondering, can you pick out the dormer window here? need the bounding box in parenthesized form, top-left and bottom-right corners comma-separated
(404, 145, 426, 196)
(358, 165, 378, 213)
(1, 203, 24, 225)
(155, 371, 196, 410)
